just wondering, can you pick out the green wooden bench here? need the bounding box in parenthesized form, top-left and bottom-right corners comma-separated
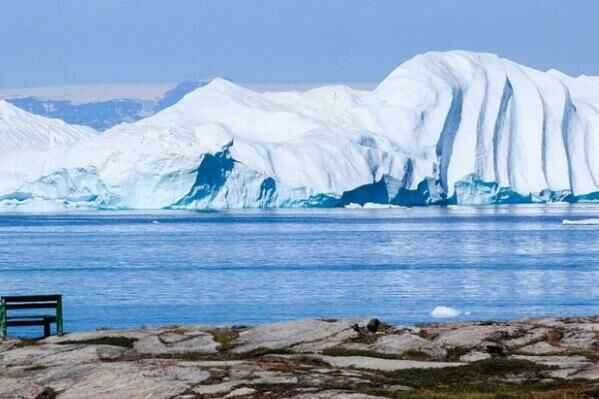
(0, 295, 64, 338)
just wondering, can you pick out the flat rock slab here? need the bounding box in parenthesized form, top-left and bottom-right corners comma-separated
(59, 361, 209, 399)
(225, 387, 258, 397)
(561, 330, 598, 350)
(517, 341, 567, 355)
(371, 333, 446, 359)
(313, 355, 464, 371)
(0, 339, 18, 354)
(573, 365, 599, 380)
(233, 319, 363, 353)
(134, 331, 220, 354)
(42, 329, 151, 343)
(503, 328, 549, 349)
(5, 360, 210, 399)
(460, 351, 491, 362)
(434, 325, 520, 349)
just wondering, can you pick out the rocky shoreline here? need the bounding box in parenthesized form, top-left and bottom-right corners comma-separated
(3, 316, 599, 398)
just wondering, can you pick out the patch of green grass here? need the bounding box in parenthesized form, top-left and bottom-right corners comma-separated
(321, 347, 435, 362)
(379, 358, 548, 390)
(57, 336, 137, 348)
(349, 359, 596, 398)
(392, 391, 587, 399)
(209, 328, 239, 352)
(34, 387, 57, 399)
(445, 346, 470, 361)
(545, 329, 564, 346)
(24, 364, 48, 372)
(416, 328, 439, 341)
(401, 350, 435, 361)
(15, 339, 41, 348)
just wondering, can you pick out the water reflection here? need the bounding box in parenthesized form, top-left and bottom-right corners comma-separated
(1, 205, 599, 331)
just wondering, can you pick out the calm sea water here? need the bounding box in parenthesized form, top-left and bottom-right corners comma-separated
(2, 205, 599, 334)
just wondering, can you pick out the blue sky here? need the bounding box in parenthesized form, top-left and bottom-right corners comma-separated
(1, 0, 598, 89)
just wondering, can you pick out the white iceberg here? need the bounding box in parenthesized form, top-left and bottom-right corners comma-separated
(431, 306, 462, 318)
(2, 50, 599, 210)
(562, 219, 599, 225)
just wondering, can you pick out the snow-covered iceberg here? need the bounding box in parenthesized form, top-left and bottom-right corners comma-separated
(2, 50, 599, 210)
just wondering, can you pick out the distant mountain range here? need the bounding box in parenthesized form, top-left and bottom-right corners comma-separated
(5, 81, 206, 131)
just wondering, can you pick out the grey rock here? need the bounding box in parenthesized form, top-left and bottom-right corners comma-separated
(225, 387, 257, 397)
(503, 328, 549, 349)
(134, 331, 219, 354)
(57, 362, 205, 399)
(517, 341, 566, 355)
(313, 355, 464, 371)
(233, 319, 361, 353)
(460, 351, 491, 362)
(371, 333, 447, 359)
(572, 365, 599, 380)
(524, 317, 566, 329)
(193, 381, 244, 395)
(42, 329, 150, 344)
(434, 325, 519, 349)
(561, 330, 598, 350)
(96, 345, 127, 361)
(386, 384, 414, 392)
(366, 319, 381, 333)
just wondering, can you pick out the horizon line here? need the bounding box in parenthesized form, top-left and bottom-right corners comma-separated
(0, 81, 379, 103)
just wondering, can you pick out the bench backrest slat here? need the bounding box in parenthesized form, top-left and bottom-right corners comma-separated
(1, 295, 61, 303)
(5, 303, 59, 310)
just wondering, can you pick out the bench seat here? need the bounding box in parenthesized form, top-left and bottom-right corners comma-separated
(6, 316, 57, 326)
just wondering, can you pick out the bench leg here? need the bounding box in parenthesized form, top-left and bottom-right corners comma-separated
(57, 297, 64, 336)
(43, 321, 51, 338)
(0, 300, 6, 339)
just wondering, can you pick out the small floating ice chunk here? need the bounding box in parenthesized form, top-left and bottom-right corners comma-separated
(562, 218, 599, 225)
(344, 202, 402, 209)
(431, 306, 462, 318)
(344, 203, 363, 209)
(363, 202, 402, 209)
(151, 220, 160, 224)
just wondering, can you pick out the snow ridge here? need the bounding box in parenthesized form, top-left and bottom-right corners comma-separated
(0, 100, 95, 152)
(1, 51, 599, 210)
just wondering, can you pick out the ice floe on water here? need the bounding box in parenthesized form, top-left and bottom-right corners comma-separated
(344, 202, 403, 209)
(431, 306, 462, 318)
(562, 218, 599, 225)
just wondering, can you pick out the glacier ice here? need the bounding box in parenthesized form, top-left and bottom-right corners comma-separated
(2, 50, 599, 210)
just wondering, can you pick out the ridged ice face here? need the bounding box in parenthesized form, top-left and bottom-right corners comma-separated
(375, 51, 599, 196)
(1, 51, 598, 210)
